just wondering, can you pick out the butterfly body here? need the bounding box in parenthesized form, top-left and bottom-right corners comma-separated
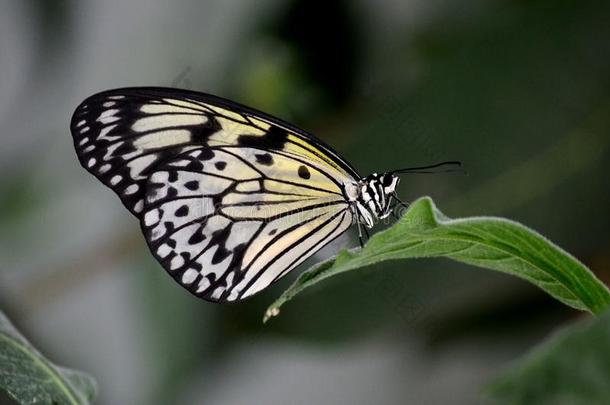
(71, 87, 403, 302)
(349, 173, 400, 228)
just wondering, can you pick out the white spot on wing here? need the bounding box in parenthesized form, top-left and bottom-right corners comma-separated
(98, 124, 119, 141)
(110, 175, 122, 185)
(125, 184, 139, 195)
(211, 287, 225, 300)
(144, 210, 160, 226)
(99, 164, 112, 174)
(196, 278, 210, 293)
(182, 269, 198, 284)
(170, 255, 185, 270)
(133, 199, 143, 213)
(99, 116, 119, 124)
(103, 141, 123, 161)
(227, 289, 239, 301)
(157, 243, 171, 258)
(97, 109, 120, 124)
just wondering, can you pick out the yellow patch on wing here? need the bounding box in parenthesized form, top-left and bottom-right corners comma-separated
(208, 117, 266, 146)
(248, 117, 272, 131)
(241, 202, 346, 269)
(262, 179, 335, 198)
(162, 98, 209, 112)
(206, 105, 249, 123)
(224, 148, 343, 194)
(284, 134, 351, 179)
(140, 104, 200, 114)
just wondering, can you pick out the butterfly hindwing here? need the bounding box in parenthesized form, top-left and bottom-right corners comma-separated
(141, 146, 353, 301)
(71, 87, 359, 301)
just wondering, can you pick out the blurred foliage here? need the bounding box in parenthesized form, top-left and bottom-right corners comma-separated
(230, 0, 361, 120)
(485, 309, 610, 404)
(0, 175, 41, 229)
(0, 310, 96, 404)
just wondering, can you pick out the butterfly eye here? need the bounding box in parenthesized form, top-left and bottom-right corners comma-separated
(381, 175, 394, 187)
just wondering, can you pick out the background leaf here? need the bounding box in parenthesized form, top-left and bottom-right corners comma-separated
(265, 197, 610, 321)
(484, 310, 610, 404)
(0, 310, 97, 405)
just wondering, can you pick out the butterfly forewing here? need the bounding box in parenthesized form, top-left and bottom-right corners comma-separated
(71, 87, 358, 301)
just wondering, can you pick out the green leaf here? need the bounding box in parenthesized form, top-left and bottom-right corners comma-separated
(484, 310, 610, 404)
(0, 310, 97, 405)
(264, 197, 610, 322)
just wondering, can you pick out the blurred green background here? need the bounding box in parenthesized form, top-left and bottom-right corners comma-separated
(1, 0, 609, 403)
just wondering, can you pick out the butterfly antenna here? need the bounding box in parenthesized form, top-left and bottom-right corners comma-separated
(392, 160, 465, 175)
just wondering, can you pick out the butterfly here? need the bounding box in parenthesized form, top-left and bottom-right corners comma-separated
(71, 87, 459, 302)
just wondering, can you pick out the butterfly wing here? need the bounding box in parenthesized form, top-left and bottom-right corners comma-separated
(71, 87, 359, 215)
(143, 146, 353, 301)
(71, 87, 358, 301)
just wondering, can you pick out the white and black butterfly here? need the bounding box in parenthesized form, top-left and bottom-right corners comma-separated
(71, 87, 459, 302)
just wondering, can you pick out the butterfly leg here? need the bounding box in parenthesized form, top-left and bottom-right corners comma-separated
(351, 205, 365, 248)
(356, 217, 365, 248)
(387, 200, 401, 220)
(392, 193, 410, 211)
(362, 223, 370, 242)
(390, 210, 400, 220)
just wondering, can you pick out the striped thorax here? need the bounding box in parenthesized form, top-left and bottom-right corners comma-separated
(345, 173, 399, 228)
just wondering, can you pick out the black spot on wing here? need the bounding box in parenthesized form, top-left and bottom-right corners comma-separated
(298, 165, 311, 179)
(191, 115, 222, 143)
(167, 187, 178, 198)
(186, 160, 205, 171)
(188, 229, 206, 245)
(214, 161, 227, 170)
(184, 180, 199, 191)
(199, 148, 215, 161)
(175, 205, 189, 217)
(203, 225, 232, 266)
(237, 125, 288, 150)
(255, 153, 274, 166)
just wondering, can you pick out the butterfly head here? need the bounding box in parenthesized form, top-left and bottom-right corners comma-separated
(347, 173, 400, 228)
